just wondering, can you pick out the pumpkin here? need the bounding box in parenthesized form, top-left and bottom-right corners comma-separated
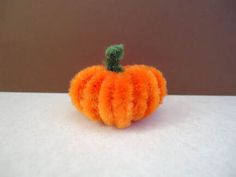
(69, 44, 167, 128)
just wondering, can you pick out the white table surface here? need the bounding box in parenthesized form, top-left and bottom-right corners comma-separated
(0, 92, 235, 177)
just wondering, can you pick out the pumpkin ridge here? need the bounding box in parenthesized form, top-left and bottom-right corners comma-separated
(127, 71, 136, 122)
(126, 66, 149, 121)
(69, 65, 102, 111)
(112, 73, 133, 128)
(143, 69, 160, 117)
(80, 68, 107, 121)
(98, 72, 116, 126)
(148, 66, 167, 103)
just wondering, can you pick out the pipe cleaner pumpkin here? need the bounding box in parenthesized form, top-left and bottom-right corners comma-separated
(69, 44, 167, 128)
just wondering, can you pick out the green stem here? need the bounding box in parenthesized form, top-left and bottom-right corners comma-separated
(104, 44, 124, 72)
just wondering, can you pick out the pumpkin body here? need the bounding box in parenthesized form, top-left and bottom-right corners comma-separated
(69, 64, 167, 128)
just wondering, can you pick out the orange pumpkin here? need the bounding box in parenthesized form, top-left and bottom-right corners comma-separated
(69, 44, 167, 128)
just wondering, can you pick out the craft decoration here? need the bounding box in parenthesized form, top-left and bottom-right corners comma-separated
(69, 44, 167, 128)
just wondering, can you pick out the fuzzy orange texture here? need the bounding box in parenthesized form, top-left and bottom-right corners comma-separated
(69, 65, 167, 128)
